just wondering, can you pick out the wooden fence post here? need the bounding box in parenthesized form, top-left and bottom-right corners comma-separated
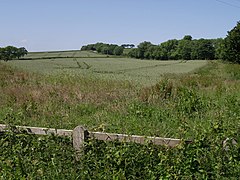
(72, 126, 88, 160)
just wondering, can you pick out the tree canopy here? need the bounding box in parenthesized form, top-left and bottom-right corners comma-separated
(0, 46, 28, 61)
(128, 36, 219, 60)
(80, 21, 240, 62)
(222, 21, 240, 63)
(81, 43, 124, 56)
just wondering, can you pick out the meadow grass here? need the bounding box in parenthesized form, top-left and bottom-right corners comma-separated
(0, 60, 239, 179)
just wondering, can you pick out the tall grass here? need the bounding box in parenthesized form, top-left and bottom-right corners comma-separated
(0, 60, 239, 179)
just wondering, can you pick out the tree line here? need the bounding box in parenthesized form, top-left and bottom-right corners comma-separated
(128, 36, 223, 60)
(81, 21, 240, 64)
(2, 21, 238, 63)
(0, 46, 28, 61)
(223, 21, 240, 64)
(81, 43, 124, 56)
(128, 21, 240, 63)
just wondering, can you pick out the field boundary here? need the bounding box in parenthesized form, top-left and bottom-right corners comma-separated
(0, 124, 190, 157)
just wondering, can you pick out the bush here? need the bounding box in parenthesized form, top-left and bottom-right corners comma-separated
(1, 125, 239, 179)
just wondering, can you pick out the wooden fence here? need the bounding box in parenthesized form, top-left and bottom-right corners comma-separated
(0, 124, 190, 158)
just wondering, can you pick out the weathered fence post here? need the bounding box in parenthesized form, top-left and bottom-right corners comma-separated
(72, 126, 88, 160)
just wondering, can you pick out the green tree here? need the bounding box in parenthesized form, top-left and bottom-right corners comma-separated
(183, 35, 192, 41)
(177, 41, 192, 60)
(101, 46, 110, 55)
(113, 46, 124, 55)
(211, 38, 224, 59)
(152, 46, 165, 60)
(128, 48, 139, 58)
(191, 39, 215, 60)
(137, 41, 154, 59)
(108, 44, 118, 55)
(0, 46, 18, 61)
(145, 45, 157, 59)
(95, 43, 105, 53)
(16, 47, 28, 59)
(175, 36, 193, 60)
(159, 39, 179, 59)
(223, 21, 240, 63)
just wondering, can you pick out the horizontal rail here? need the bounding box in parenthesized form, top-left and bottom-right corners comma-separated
(89, 131, 183, 147)
(0, 124, 190, 148)
(0, 124, 73, 137)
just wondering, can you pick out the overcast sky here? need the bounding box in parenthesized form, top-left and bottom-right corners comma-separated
(0, 0, 239, 52)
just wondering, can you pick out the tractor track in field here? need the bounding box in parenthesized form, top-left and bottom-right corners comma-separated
(93, 61, 184, 74)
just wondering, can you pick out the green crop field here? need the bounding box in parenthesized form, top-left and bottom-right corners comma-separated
(8, 56, 207, 85)
(23, 50, 112, 59)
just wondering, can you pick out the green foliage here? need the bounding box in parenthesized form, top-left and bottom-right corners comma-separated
(191, 39, 215, 60)
(0, 46, 28, 61)
(176, 87, 207, 117)
(223, 21, 240, 63)
(183, 35, 192, 41)
(137, 41, 154, 59)
(0, 128, 78, 179)
(128, 36, 218, 60)
(212, 38, 225, 59)
(176, 39, 192, 60)
(1, 124, 239, 179)
(16, 47, 28, 59)
(81, 43, 124, 56)
(113, 46, 124, 56)
(0, 46, 18, 61)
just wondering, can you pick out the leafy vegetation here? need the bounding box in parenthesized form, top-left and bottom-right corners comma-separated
(0, 46, 28, 61)
(127, 21, 240, 63)
(222, 21, 240, 64)
(0, 59, 239, 179)
(128, 36, 223, 60)
(81, 43, 124, 56)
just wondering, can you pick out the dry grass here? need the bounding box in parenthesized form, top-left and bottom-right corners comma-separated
(0, 62, 135, 114)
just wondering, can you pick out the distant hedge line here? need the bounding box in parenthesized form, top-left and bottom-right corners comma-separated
(128, 36, 223, 60)
(81, 43, 124, 56)
(80, 21, 240, 63)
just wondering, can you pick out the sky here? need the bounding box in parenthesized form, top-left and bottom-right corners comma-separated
(0, 0, 239, 52)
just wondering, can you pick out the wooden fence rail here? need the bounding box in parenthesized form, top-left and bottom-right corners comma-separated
(0, 124, 72, 136)
(0, 124, 188, 158)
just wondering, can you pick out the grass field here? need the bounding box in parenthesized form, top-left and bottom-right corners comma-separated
(23, 50, 112, 59)
(7, 56, 207, 85)
(0, 54, 239, 178)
